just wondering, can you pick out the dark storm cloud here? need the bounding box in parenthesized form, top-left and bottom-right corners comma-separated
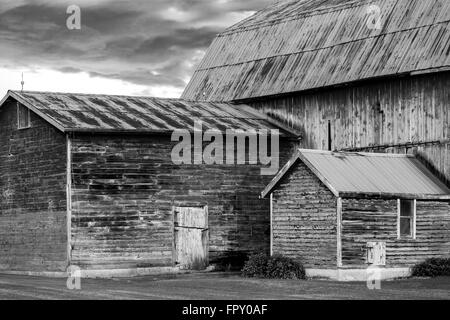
(134, 27, 219, 56)
(0, 0, 272, 93)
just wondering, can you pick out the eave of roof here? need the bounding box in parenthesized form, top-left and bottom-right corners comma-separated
(0, 90, 302, 137)
(261, 149, 450, 200)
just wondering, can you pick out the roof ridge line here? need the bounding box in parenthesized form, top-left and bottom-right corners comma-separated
(11, 90, 186, 102)
(12, 90, 253, 105)
(223, 0, 372, 36)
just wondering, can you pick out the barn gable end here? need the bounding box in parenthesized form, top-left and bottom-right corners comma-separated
(271, 160, 338, 269)
(0, 100, 68, 272)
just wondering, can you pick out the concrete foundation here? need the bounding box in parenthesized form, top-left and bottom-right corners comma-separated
(306, 267, 411, 281)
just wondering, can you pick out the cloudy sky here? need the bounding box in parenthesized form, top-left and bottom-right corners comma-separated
(0, 0, 273, 98)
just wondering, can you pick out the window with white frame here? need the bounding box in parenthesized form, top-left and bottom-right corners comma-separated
(397, 199, 416, 239)
(17, 103, 31, 129)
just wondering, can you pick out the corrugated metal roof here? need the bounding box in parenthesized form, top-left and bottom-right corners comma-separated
(262, 149, 450, 199)
(182, 0, 450, 101)
(0, 90, 299, 136)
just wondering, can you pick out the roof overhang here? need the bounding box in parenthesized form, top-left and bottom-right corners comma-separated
(261, 149, 450, 201)
(261, 149, 339, 199)
(0, 90, 302, 138)
(338, 192, 450, 201)
(0, 90, 67, 132)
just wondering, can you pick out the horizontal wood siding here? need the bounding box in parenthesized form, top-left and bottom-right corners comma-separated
(341, 199, 450, 268)
(0, 101, 67, 271)
(250, 72, 450, 184)
(272, 161, 337, 268)
(70, 134, 294, 269)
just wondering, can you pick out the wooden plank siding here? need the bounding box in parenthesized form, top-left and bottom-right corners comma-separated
(250, 72, 450, 184)
(69, 134, 295, 269)
(0, 101, 68, 271)
(271, 161, 337, 268)
(341, 198, 450, 268)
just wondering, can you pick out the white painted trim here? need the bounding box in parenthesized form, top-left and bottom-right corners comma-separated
(397, 199, 417, 240)
(306, 268, 411, 281)
(413, 199, 417, 240)
(336, 197, 342, 267)
(397, 199, 401, 239)
(66, 135, 72, 267)
(270, 193, 273, 256)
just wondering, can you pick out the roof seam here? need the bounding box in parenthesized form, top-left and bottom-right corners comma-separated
(196, 19, 450, 73)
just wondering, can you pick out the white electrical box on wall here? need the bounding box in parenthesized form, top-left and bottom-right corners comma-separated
(366, 242, 386, 266)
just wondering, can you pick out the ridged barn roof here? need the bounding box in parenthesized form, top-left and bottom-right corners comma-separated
(262, 149, 450, 200)
(182, 0, 450, 101)
(0, 91, 299, 136)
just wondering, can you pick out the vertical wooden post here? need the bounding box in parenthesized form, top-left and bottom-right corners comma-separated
(336, 197, 342, 268)
(204, 205, 209, 266)
(270, 193, 273, 256)
(66, 134, 72, 267)
(172, 206, 176, 266)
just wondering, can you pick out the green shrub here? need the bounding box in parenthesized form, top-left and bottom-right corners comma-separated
(242, 253, 269, 278)
(242, 253, 305, 280)
(411, 258, 450, 277)
(266, 254, 306, 279)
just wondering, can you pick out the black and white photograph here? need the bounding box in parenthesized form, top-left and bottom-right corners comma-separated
(0, 0, 449, 306)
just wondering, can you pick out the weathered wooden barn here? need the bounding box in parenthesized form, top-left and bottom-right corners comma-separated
(0, 90, 297, 274)
(182, 0, 450, 186)
(262, 149, 450, 280)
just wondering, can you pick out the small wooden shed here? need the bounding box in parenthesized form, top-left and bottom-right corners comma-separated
(262, 149, 450, 281)
(0, 90, 297, 275)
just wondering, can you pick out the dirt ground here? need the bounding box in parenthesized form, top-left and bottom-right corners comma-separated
(0, 272, 448, 300)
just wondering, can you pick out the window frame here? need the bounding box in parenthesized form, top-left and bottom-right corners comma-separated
(397, 199, 416, 240)
(17, 103, 31, 130)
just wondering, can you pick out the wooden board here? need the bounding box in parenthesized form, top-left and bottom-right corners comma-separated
(174, 206, 209, 270)
(250, 72, 450, 184)
(341, 199, 450, 268)
(271, 161, 338, 268)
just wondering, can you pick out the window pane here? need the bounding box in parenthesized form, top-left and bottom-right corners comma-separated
(400, 217, 412, 236)
(400, 200, 413, 217)
(18, 105, 30, 129)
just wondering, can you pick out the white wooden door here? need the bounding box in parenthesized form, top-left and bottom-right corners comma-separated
(174, 206, 209, 270)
